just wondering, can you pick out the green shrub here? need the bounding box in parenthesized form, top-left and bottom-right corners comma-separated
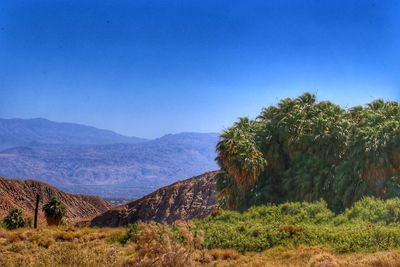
(3, 208, 29, 230)
(341, 197, 400, 225)
(115, 223, 139, 244)
(194, 198, 400, 253)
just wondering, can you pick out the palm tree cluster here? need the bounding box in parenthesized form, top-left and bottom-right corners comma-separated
(216, 93, 400, 211)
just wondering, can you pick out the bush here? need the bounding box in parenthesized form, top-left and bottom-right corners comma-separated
(341, 197, 400, 225)
(120, 221, 203, 267)
(43, 197, 67, 226)
(3, 208, 29, 230)
(113, 223, 139, 245)
(194, 198, 400, 253)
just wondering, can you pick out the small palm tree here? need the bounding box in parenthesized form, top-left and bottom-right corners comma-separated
(3, 208, 28, 230)
(43, 197, 67, 226)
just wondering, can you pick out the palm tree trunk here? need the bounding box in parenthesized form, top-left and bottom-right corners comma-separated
(34, 194, 40, 229)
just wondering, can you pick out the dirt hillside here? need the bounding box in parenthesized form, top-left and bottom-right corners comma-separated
(91, 171, 218, 227)
(0, 177, 112, 223)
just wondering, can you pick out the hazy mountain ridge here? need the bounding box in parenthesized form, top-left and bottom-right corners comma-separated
(0, 118, 219, 198)
(0, 118, 147, 151)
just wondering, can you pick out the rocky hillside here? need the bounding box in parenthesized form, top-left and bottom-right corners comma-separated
(91, 171, 218, 227)
(0, 177, 112, 223)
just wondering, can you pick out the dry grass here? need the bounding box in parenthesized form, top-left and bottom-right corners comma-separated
(2, 226, 400, 266)
(0, 226, 130, 267)
(122, 221, 200, 267)
(207, 249, 240, 261)
(214, 246, 400, 267)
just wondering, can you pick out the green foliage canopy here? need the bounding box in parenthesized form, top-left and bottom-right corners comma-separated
(3, 208, 29, 230)
(43, 197, 67, 220)
(216, 93, 400, 211)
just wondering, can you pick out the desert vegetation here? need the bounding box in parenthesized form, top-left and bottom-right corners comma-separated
(3, 208, 31, 230)
(2, 198, 400, 266)
(216, 93, 400, 211)
(42, 197, 67, 226)
(195, 197, 400, 253)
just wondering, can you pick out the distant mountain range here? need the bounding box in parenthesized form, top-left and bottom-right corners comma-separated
(0, 118, 147, 150)
(0, 118, 219, 198)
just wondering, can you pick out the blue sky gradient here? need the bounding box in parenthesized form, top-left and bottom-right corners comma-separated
(1, 0, 399, 138)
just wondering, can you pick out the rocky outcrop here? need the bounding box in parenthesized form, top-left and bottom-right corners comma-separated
(0, 177, 112, 223)
(91, 171, 218, 227)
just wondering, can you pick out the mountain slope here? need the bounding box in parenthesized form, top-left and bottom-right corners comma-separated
(0, 177, 112, 223)
(0, 118, 147, 150)
(90, 171, 218, 227)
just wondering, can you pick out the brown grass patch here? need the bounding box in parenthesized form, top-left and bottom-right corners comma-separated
(1, 226, 400, 266)
(207, 248, 240, 261)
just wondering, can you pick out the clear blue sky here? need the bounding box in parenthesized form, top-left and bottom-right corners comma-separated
(0, 0, 399, 138)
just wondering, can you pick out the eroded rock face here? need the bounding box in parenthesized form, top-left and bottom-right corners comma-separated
(0, 177, 112, 223)
(91, 171, 218, 227)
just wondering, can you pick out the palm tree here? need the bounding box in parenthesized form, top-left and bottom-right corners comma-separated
(215, 93, 400, 211)
(43, 197, 67, 226)
(3, 208, 28, 230)
(216, 118, 266, 196)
